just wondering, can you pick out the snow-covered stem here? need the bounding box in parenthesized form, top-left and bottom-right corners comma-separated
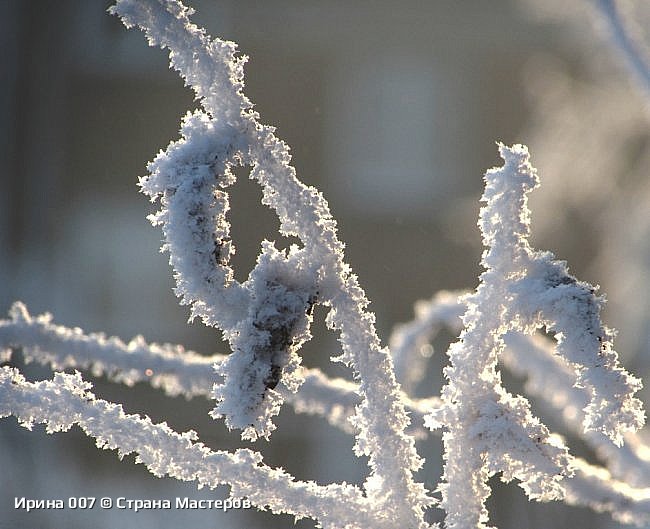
(110, 0, 430, 525)
(427, 144, 644, 529)
(594, 0, 650, 100)
(390, 290, 466, 393)
(0, 302, 219, 399)
(0, 366, 386, 529)
(566, 458, 650, 526)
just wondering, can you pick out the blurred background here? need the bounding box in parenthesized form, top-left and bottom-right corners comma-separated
(1, 1, 650, 528)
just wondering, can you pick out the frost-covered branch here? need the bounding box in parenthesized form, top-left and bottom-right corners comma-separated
(390, 290, 465, 394)
(0, 366, 391, 529)
(109, 1, 431, 525)
(427, 144, 644, 529)
(565, 458, 650, 526)
(0, 302, 219, 399)
(594, 0, 650, 99)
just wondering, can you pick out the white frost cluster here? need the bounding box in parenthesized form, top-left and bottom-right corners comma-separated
(1, 2, 648, 529)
